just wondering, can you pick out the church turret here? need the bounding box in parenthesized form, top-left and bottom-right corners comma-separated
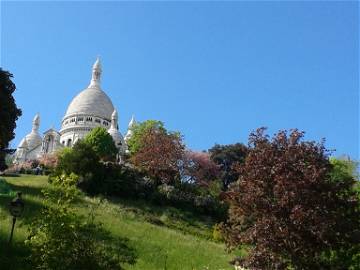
(107, 109, 126, 162)
(124, 115, 136, 142)
(32, 113, 40, 132)
(88, 56, 102, 88)
(111, 110, 118, 130)
(25, 113, 42, 151)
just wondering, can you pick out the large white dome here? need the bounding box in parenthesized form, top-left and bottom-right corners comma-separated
(59, 57, 120, 147)
(64, 87, 114, 121)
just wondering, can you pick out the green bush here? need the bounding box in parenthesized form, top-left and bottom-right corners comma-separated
(212, 223, 224, 242)
(27, 174, 137, 270)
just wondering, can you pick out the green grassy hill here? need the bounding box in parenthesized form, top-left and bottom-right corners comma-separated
(0, 175, 240, 270)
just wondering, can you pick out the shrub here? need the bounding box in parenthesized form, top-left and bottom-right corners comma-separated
(212, 223, 224, 242)
(26, 174, 137, 270)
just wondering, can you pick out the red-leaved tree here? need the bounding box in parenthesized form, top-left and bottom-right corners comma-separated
(222, 128, 360, 270)
(131, 128, 185, 185)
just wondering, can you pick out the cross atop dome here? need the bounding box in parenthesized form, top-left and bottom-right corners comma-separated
(89, 56, 102, 88)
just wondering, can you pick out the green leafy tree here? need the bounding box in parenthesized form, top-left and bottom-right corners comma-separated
(223, 128, 360, 270)
(330, 157, 359, 181)
(53, 141, 105, 194)
(0, 68, 22, 171)
(126, 120, 166, 155)
(84, 127, 118, 161)
(26, 173, 137, 270)
(55, 141, 100, 176)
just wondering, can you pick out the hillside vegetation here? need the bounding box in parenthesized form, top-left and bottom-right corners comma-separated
(0, 175, 240, 270)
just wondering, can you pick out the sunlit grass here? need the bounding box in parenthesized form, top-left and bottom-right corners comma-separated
(0, 174, 238, 270)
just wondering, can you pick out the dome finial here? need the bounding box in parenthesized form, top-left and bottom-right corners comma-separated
(128, 114, 136, 128)
(89, 56, 102, 88)
(32, 113, 40, 132)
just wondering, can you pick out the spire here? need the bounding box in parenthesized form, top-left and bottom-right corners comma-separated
(125, 115, 136, 142)
(32, 113, 40, 132)
(110, 110, 118, 129)
(128, 115, 136, 129)
(89, 56, 102, 88)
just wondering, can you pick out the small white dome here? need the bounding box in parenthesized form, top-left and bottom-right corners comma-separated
(25, 131, 42, 150)
(18, 138, 28, 149)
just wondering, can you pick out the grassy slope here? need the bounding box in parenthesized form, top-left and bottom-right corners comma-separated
(0, 175, 238, 270)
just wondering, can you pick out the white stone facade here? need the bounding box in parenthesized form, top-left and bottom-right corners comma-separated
(13, 57, 134, 164)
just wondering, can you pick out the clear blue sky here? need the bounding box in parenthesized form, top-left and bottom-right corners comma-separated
(1, 1, 359, 159)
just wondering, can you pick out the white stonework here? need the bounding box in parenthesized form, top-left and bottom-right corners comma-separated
(124, 115, 136, 143)
(14, 57, 135, 164)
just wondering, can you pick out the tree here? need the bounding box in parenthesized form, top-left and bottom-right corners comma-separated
(126, 120, 166, 155)
(209, 143, 248, 189)
(84, 127, 118, 161)
(183, 151, 219, 187)
(222, 128, 360, 270)
(131, 127, 185, 185)
(55, 141, 100, 177)
(0, 68, 22, 171)
(329, 157, 359, 181)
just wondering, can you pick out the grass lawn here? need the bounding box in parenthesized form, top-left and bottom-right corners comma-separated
(0, 174, 240, 270)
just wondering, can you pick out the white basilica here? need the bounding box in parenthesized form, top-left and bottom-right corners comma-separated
(13, 57, 137, 164)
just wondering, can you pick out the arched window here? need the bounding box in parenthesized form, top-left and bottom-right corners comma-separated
(67, 139, 72, 147)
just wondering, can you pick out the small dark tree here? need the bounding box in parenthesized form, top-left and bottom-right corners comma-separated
(0, 69, 22, 171)
(183, 151, 219, 187)
(209, 143, 248, 189)
(223, 128, 360, 270)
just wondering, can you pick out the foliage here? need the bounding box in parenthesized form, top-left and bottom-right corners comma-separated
(131, 126, 185, 185)
(1, 174, 237, 270)
(55, 141, 100, 176)
(84, 127, 118, 161)
(330, 157, 359, 181)
(183, 151, 220, 187)
(212, 223, 224, 242)
(38, 153, 59, 174)
(39, 153, 59, 168)
(0, 68, 22, 171)
(26, 173, 137, 270)
(209, 143, 248, 189)
(126, 120, 166, 155)
(0, 178, 14, 195)
(5, 160, 33, 174)
(222, 128, 360, 270)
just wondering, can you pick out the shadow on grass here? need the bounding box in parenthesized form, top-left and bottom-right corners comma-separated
(5, 181, 44, 198)
(0, 231, 32, 270)
(0, 193, 44, 227)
